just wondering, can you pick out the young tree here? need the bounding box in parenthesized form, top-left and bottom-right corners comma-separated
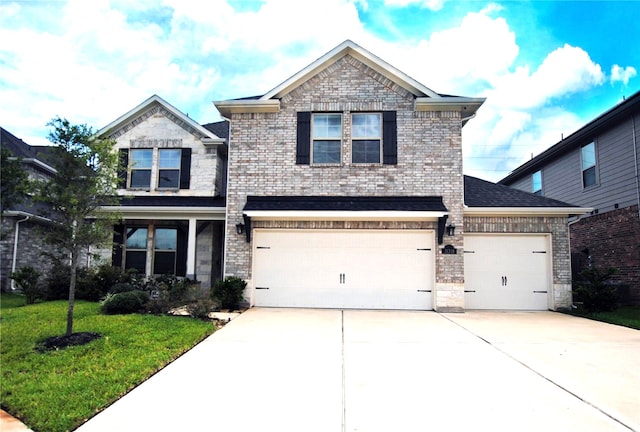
(33, 117, 121, 336)
(0, 147, 30, 212)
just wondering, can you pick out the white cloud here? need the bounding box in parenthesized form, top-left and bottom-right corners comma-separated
(384, 0, 446, 11)
(610, 64, 637, 85)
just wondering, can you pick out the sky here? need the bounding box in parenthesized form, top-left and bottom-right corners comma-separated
(1, 0, 639, 182)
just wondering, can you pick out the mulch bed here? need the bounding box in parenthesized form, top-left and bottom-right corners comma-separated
(35, 332, 102, 353)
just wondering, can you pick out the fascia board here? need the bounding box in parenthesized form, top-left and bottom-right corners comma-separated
(213, 99, 281, 117)
(2, 210, 54, 224)
(464, 207, 593, 216)
(243, 210, 447, 221)
(415, 97, 486, 113)
(262, 40, 440, 100)
(100, 206, 226, 220)
(12, 157, 57, 174)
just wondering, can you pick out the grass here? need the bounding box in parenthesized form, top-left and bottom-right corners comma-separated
(0, 293, 215, 432)
(569, 306, 640, 330)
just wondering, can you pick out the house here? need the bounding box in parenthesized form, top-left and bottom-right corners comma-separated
(499, 91, 640, 304)
(96, 95, 228, 289)
(214, 40, 588, 312)
(0, 127, 58, 291)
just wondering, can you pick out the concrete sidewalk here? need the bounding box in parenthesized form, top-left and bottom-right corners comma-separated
(74, 309, 638, 432)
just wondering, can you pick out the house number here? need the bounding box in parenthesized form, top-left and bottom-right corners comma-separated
(441, 245, 457, 254)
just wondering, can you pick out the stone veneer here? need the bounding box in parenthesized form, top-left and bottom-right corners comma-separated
(464, 215, 573, 310)
(224, 55, 465, 310)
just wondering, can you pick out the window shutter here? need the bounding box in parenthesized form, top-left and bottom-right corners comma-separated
(118, 149, 129, 187)
(176, 224, 188, 277)
(112, 224, 124, 268)
(179, 148, 192, 189)
(383, 111, 397, 165)
(296, 112, 311, 165)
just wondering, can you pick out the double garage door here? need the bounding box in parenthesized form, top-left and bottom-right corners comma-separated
(464, 235, 551, 310)
(252, 229, 434, 310)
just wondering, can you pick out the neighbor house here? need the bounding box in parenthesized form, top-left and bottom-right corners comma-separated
(500, 91, 640, 304)
(0, 127, 58, 291)
(96, 95, 228, 289)
(214, 40, 588, 311)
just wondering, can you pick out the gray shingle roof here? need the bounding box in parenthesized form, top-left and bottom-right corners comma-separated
(117, 196, 226, 207)
(244, 196, 447, 212)
(464, 175, 578, 207)
(202, 120, 229, 139)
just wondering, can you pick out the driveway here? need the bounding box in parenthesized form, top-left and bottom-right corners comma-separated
(76, 309, 639, 432)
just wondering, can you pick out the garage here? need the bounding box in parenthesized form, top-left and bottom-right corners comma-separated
(463, 234, 551, 310)
(252, 229, 435, 310)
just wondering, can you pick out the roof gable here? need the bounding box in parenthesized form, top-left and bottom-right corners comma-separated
(98, 95, 225, 145)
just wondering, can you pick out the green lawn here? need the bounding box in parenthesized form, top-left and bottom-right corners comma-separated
(569, 306, 640, 330)
(0, 293, 215, 432)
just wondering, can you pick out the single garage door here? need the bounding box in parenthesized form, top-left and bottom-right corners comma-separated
(253, 229, 434, 310)
(464, 235, 550, 310)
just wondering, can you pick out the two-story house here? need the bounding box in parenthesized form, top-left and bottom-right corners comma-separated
(96, 95, 228, 290)
(0, 127, 58, 291)
(500, 91, 640, 304)
(214, 40, 587, 312)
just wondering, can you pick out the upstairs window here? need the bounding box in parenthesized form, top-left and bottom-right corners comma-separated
(532, 170, 542, 196)
(312, 113, 342, 164)
(158, 149, 181, 188)
(581, 142, 597, 188)
(352, 113, 381, 164)
(130, 149, 152, 188)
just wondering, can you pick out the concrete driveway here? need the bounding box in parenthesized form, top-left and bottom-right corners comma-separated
(76, 309, 639, 432)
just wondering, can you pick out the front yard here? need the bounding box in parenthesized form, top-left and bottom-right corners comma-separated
(568, 305, 640, 330)
(0, 293, 215, 432)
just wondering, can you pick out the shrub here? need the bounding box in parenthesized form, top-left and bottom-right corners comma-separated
(211, 277, 246, 310)
(573, 267, 619, 313)
(186, 298, 215, 319)
(45, 262, 71, 300)
(100, 290, 149, 315)
(109, 282, 135, 294)
(10, 266, 42, 305)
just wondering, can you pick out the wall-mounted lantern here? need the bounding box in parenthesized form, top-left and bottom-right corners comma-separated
(446, 224, 456, 236)
(235, 223, 245, 235)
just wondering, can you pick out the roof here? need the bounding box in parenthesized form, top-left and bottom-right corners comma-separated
(499, 90, 640, 185)
(214, 40, 485, 123)
(0, 127, 57, 172)
(117, 196, 226, 208)
(202, 120, 229, 140)
(97, 95, 226, 145)
(244, 195, 447, 212)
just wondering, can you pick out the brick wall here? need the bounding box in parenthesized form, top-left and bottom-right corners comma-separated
(570, 205, 640, 304)
(224, 55, 465, 308)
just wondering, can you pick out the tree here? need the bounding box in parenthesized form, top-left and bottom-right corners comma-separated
(0, 147, 30, 212)
(32, 117, 121, 336)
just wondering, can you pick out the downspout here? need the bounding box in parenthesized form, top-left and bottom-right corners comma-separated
(11, 215, 30, 290)
(632, 114, 640, 220)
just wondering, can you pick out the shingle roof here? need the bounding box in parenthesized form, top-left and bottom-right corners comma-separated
(464, 175, 577, 207)
(201, 120, 229, 140)
(244, 196, 447, 212)
(0, 127, 57, 168)
(117, 196, 226, 208)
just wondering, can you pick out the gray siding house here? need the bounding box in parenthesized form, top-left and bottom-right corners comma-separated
(500, 91, 640, 303)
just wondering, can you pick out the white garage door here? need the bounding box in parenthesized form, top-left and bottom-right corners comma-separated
(464, 235, 550, 310)
(253, 229, 434, 310)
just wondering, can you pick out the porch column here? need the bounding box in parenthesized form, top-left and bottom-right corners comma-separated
(186, 218, 197, 279)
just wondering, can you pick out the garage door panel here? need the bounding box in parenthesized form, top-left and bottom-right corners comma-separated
(253, 230, 434, 310)
(464, 235, 550, 310)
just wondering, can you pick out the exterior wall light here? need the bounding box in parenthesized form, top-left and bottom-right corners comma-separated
(446, 224, 456, 236)
(235, 223, 245, 235)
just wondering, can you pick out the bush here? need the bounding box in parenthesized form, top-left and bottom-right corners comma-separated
(211, 277, 246, 310)
(109, 282, 135, 294)
(573, 267, 619, 313)
(10, 266, 42, 305)
(186, 299, 215, 319)
(100, 290, 150, 315)
(45, 262, 71, 300)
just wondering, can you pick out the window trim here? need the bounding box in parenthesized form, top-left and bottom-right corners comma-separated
(157, 149, 182, 189)
(580, 141, 598, 189)
(311, 113, 343, 165)
(351, 112, 382, 164)
(129, 149, 153, 190)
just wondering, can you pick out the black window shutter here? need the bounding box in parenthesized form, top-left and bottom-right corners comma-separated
(383, 111, 397, 165)
(176, 225, 188, 277)
(118, 149, 129, 187)
(112, 224, 124, 268)
(296, 112, 311, 165)
(179, 148, 192, 189)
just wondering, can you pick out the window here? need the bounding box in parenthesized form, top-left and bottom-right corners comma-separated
(158, 149, 181, 188)
(312, 114, 342, 164)
(153, 228, 177, 274)
(581, 142, 597, 188)
(130, 149, 152, 188)
(532, 170, 542, 195)
(352, 113, 381, 164)
(125, 227, 148, 273)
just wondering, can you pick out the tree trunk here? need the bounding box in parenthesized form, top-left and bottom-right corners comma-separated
(67, 250, 78, 336)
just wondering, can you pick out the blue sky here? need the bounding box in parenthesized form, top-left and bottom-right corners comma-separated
(1, 0, 638, 181)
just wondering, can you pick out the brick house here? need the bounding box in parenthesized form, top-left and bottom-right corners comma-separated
(96, 95, 228, 289)
(500, 91, 640, 304)
(214, 40, 588, 311)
